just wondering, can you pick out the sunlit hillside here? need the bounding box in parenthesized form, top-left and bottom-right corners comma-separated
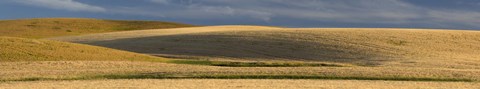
(0, 36, 163, 61)
(0, 18, 195, 38)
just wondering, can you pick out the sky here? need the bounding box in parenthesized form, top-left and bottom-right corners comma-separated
(1, 0, 480, 30)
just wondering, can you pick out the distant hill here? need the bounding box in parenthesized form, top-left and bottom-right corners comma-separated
(52, 26, 480, 68)
(0, 18, 195, 38)
(0, 36, 164, 61)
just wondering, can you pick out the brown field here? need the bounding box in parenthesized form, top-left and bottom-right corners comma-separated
(1, 79, 479, 89)
(0, 18, 194, 38)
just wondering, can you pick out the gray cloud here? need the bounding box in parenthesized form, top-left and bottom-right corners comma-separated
(429, 10, 480, 24)
(11, 0, 480, 29)
(14, 0, 106, 12)
(139, 0, 425, 23)
(137, 0, 480, 28)
(150, 0, 169, 4)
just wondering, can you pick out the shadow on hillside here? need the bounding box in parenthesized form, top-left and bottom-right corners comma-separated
(81, 34, 394, 66)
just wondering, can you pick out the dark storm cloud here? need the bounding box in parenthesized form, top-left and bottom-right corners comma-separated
(2, 0, 480, 30)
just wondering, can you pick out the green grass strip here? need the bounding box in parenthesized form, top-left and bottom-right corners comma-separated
(100, 74, 474, 82)
(166, 60, 346, 67)
(1, 74, 473, 82)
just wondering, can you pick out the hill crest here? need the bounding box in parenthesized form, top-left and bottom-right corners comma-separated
(0, 18, 195, 38)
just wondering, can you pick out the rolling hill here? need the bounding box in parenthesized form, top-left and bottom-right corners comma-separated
(51, 26, 480, 68)
(0, 18, 195, 38)
(0, 36, 164, 61)
(2, 26, 480, 82)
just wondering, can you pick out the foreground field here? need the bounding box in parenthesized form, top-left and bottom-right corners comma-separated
(0, 18, 194, 38)
(1, 61, 479, 82)
(1, 79, 479, 89)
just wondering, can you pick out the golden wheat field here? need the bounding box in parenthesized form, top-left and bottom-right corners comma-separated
(2, 19, 480, 88)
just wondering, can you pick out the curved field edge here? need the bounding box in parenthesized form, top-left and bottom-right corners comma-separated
(0, 18, 195, 38)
